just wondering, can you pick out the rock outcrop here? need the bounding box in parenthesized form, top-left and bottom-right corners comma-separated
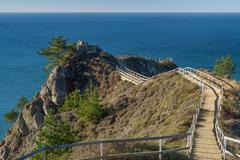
(0, 41, 178, 160)
(118, 56, 177, 77)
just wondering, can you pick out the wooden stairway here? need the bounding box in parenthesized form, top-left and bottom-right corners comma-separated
(117, 67, 223, 159)
(192, 85, 222, 160)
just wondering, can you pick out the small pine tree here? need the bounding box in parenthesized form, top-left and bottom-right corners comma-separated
(61, 81, 103, 123)
(16, 96, 28, 110)
(80, 81, 102, 123)
(61, 89, 82, 113)
(4, 96, 28, 123)
(38, 36, 77, 72)
(4, 109, 19, 123)
(214, 55, 236, 78)
(34, 113, 79, 159)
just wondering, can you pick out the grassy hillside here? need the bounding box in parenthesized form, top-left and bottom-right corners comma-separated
(60, 72, 200, 159)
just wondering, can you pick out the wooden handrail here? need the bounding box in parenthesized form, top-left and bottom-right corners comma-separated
(183, 67, 240, 160)
(116, 66, 149, 84)
(17, 133, 190, 160)
(225, 136, 240, 144)
(125, 66, 151, 80)
(117, 69, 144, 84)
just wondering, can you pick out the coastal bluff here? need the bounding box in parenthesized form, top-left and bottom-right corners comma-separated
(0, 41, 180, 159)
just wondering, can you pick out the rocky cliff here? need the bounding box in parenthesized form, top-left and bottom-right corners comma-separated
(0, 41, 180, 160)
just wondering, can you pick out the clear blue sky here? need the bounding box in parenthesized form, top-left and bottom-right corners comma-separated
(1, 0, 240, 13)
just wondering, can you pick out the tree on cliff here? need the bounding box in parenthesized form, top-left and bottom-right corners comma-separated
(214, 55, 236, 78)
(16, 96, 28, 109)
(4, 109, 19, 123)
(34, 112, 79, 159)
(4, 96, 28, 123)
(61, 81, 103, 123)
(39, 36, 77, 72)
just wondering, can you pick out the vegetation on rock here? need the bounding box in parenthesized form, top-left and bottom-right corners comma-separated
(16, 96, 28, 110)
(4, 96, 28, 123)
(4, 109, 19, 123)
(61, 81, 103, 123)
(33, 112, 79, 159)
(214, 55, 236, 78)
(38, 36, 77, 72)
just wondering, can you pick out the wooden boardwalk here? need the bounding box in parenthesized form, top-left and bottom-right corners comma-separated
(178, 70, 222, 159)
(192, 85, 222, 160)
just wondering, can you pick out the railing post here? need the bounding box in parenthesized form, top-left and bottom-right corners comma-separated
(159, 139, 162, 160)
(187, 133, 191, 156)
(223, 137, 226, 160)
(100, 142, 103, 160)
(42, 145, 44, 160)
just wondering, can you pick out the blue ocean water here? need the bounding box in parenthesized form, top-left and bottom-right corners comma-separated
(0, 13, 240, 139)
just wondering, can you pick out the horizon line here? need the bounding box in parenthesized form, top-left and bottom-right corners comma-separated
(0, 11, 240, 14)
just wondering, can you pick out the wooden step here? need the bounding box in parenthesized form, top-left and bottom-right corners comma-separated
(192, 148, 221, 154)
(194, 139, 218, 145)
(194, 144, 221, 150)
(192, 153, 222, 160)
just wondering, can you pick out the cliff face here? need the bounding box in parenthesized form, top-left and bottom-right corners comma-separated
(118, 56, 177, 77)
(0, 41, 178, 160)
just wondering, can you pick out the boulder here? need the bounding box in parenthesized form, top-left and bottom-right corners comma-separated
(40, 66, 68, 107)
(77, 40, 102, 55)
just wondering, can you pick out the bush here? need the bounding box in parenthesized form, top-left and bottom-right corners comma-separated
(33, 113, 79, 159)
(61, 82, 103, 123)
(214, 55, 236, 78)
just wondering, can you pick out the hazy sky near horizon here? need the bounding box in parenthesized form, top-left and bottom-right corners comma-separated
(0, 0, 240, 13)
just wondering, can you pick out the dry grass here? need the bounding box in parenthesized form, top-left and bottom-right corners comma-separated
(58, 72, 200, 159)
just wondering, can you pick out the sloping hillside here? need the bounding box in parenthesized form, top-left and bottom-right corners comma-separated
(60, 72, 200, 159)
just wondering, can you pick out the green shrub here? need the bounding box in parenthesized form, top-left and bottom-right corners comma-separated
(62, 82, 103, 123)
(214, 55, 236, 78)
(33, 113, 79, 159)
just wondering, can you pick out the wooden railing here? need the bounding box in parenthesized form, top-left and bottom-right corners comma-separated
(116, 66, 150, 85)
(117, 68, 144, 85)
(176, 68, 205, 156)
(183, 67, 240, 159)
(17, 133, 190, 160)
(225, 136, 240, 158)
(125, 67, 151, 81)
